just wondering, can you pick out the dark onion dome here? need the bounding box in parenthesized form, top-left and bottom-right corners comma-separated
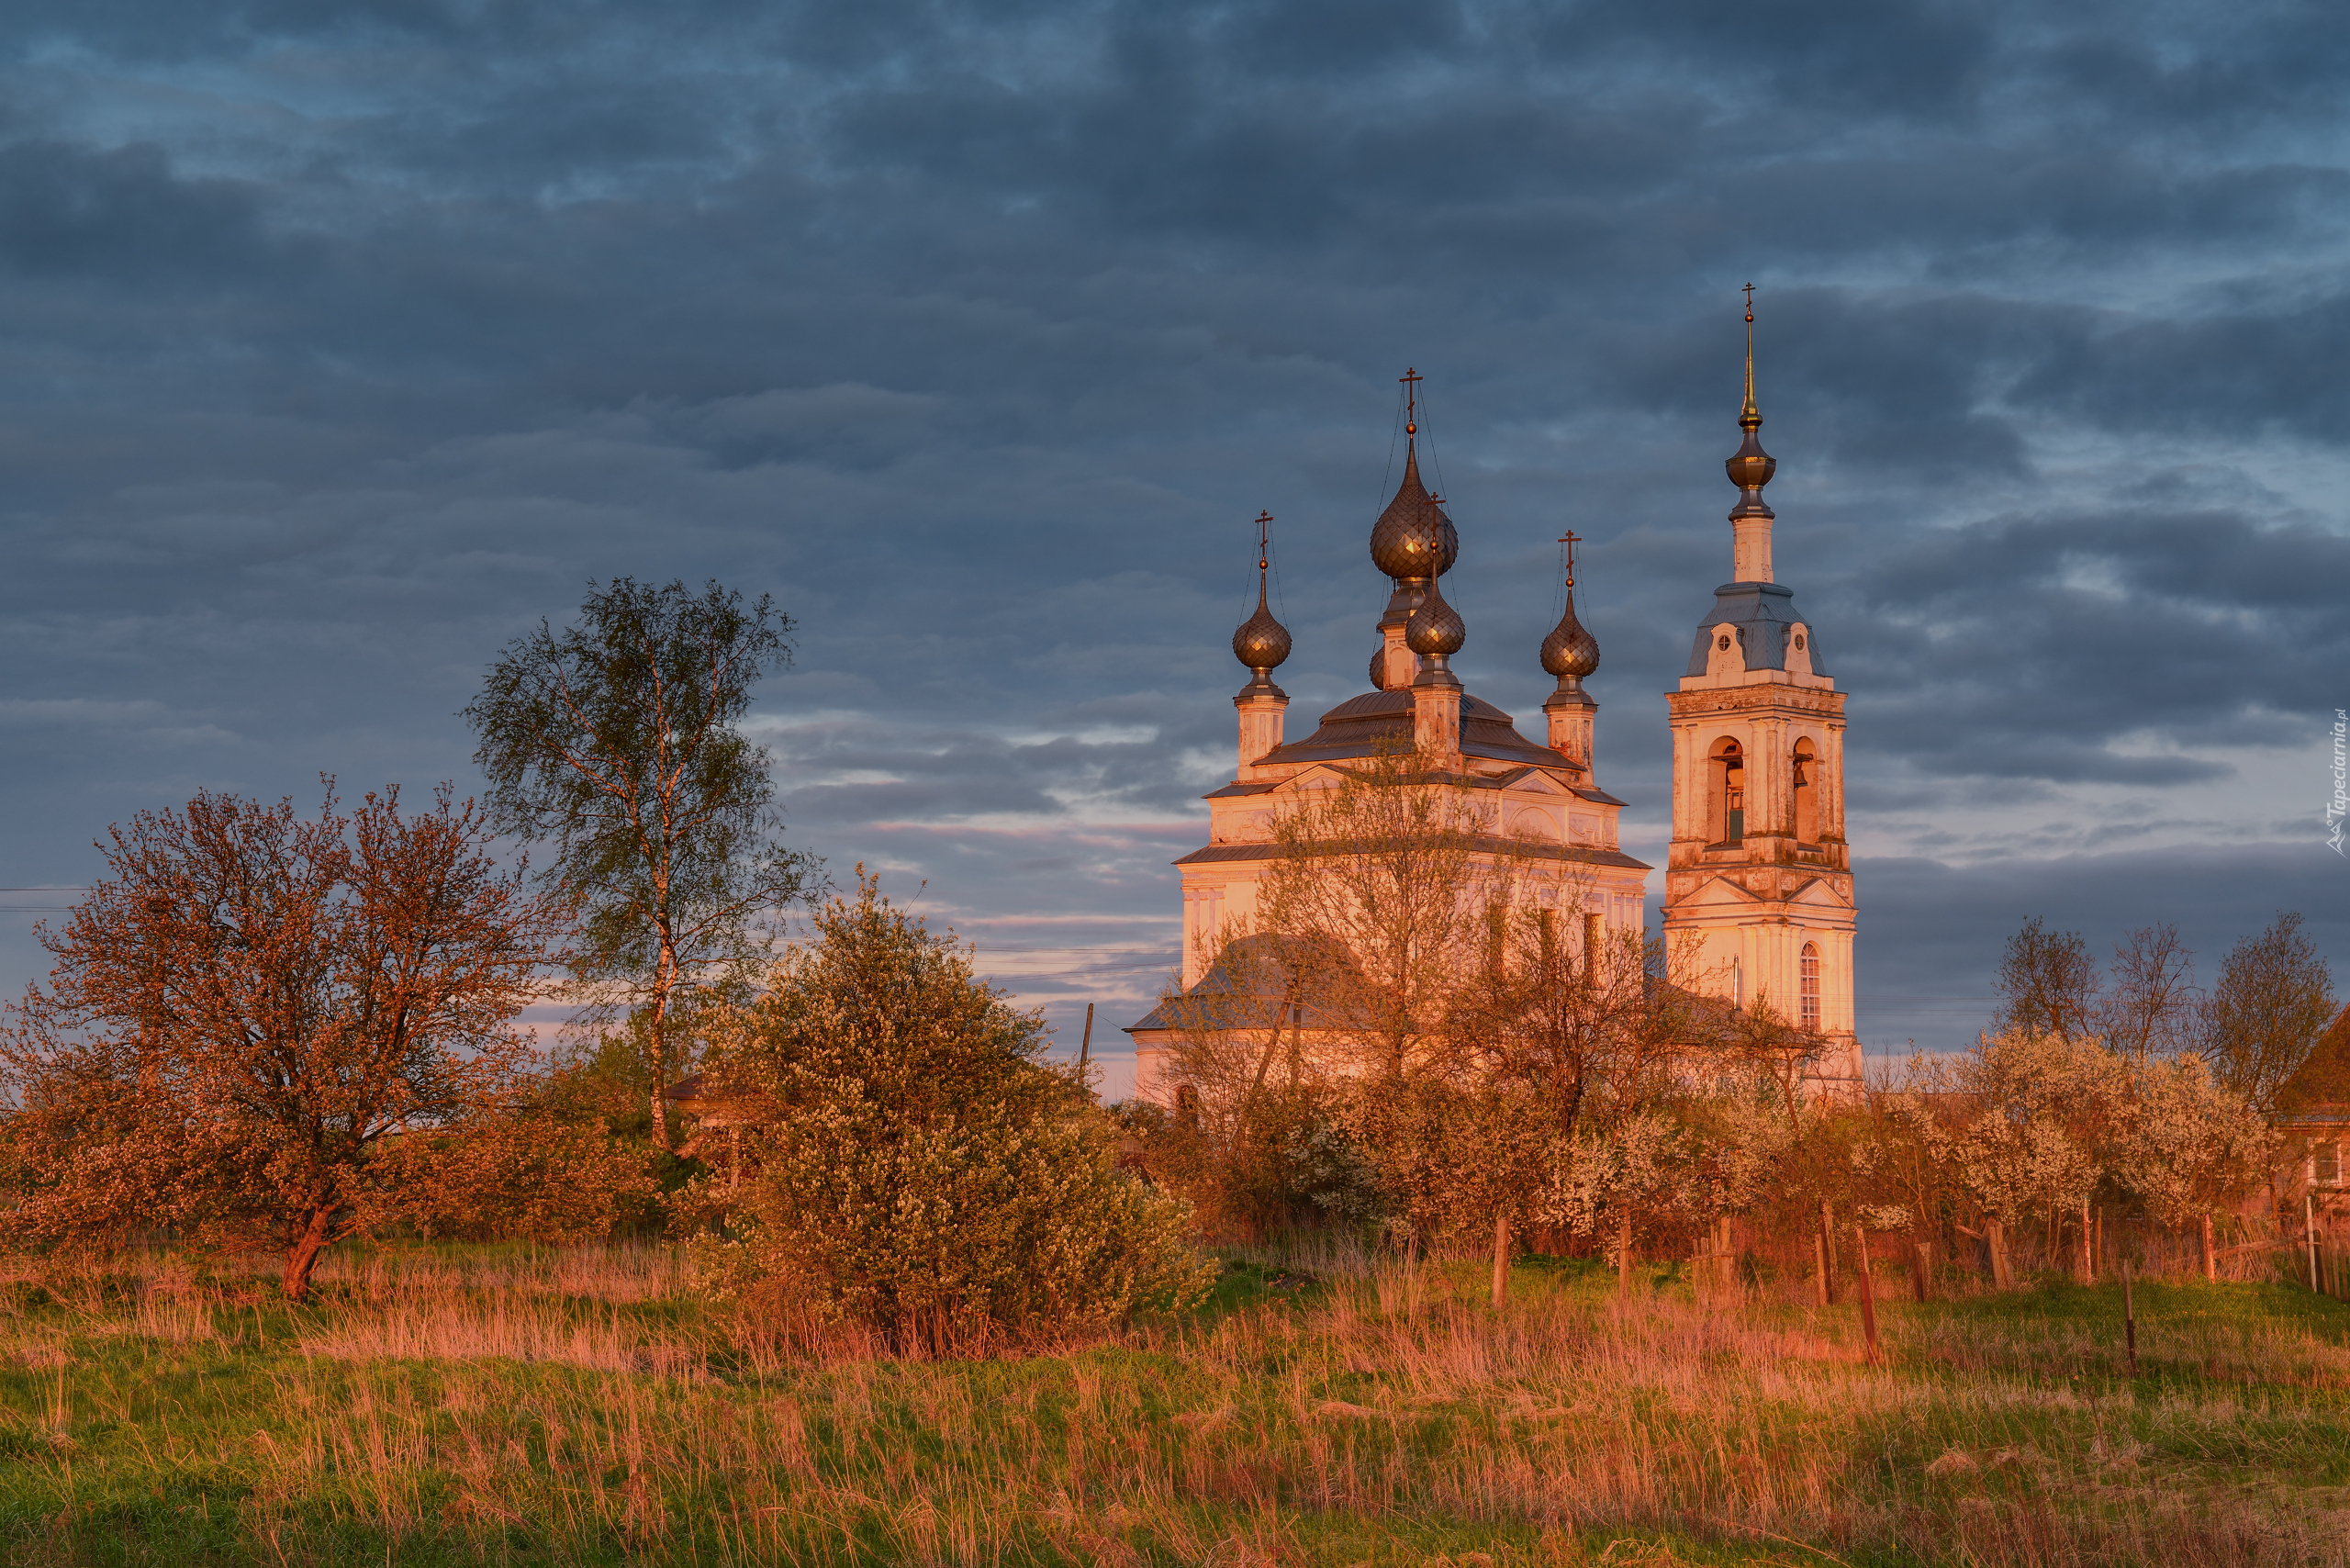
(1539, 589, 1601, 680)
(1404, 574, 1466, 657)
(1726, 308, 1776, 520)
(1232, 581, 1292, 673)
(1369, 644, 1390, 690)
(1369, 444, 1460, 581)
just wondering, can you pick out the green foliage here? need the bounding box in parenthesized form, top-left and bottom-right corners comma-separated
(696, 875, 1213, 1350)
(464, 577, 819, 1148)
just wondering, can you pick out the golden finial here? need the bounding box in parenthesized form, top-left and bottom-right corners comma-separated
(1740, 284, 1759, 427)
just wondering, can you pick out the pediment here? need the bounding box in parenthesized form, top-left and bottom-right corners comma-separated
(1683, 875, 1764, 906)
(1785, 877, 1852, 909)
(1501, 769, 1576, 800)
(1271, 764, 1351, 794)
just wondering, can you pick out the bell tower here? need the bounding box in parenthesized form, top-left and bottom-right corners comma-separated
(1661, 293, 1860, 1092)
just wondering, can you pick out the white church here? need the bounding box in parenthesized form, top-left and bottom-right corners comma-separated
(1128, 316, 1863, 1095)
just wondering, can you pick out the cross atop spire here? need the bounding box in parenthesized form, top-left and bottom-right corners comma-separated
(1740, 285, 1759, 428)
(1400, 365, 1421, 436)
(1256, 510, 1272, 574)
(1559, 530, 1581, 588)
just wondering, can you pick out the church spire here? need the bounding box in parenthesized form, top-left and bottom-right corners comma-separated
(1725, 286, 1778, 581)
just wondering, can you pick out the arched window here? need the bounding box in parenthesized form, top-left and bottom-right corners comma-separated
(1709, 738, 1745, 844)
(1174, 1083, 1202, 1131)
(1730, 957, 1743, 1011)
(1800, 943, 1821, 1031)
(1792, 739, 1818, 844)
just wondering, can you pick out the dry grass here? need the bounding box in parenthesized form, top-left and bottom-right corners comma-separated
(0, 1243, 2343, 1565)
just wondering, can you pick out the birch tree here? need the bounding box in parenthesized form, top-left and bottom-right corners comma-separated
(467, 577, 817, 1151)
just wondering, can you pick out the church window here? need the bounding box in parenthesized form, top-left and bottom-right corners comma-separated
(1731, 957, 1743, 1010)
(1175, 1084, 1201, 1131)
(2319, 1142, 2342, 1187)
(1584, 911, 1604, 976)
(1794, 633, 1806, 650)
(1801, 943, 1821, 1031)
(1718, 634, 1730, 651)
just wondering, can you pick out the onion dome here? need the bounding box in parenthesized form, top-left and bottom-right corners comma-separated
(1232, 581, 1292, 674)
(1539, 589, 1601, 682)
(1726, 299, 1776, 521)
(1234, 512, 1290, 697)
(1405, 575, 1465, 658)
(1369, 443, 1460, 581)
(1369, 644, 1390, 690)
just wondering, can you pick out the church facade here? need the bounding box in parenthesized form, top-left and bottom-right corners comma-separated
(1130, 325, 1860, 1093)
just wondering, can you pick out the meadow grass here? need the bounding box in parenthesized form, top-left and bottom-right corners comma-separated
(0, 1243, 2342, 1565)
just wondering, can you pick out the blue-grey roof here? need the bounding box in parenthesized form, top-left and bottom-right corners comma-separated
(1684, 581, 1829, 678)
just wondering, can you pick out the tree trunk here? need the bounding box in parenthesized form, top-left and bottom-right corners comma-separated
(1986, 1218, 2012, 1291)
(1491, 1208, 1511, 1309)
(1617, 1210, 1633, 1295)
(1814, 1228, 1832, 1306)
(1909, 1230, 1931, 1303)
(646, 931, 679, 1155)
(2080, 1197, 2095, 1283)
(2200, 1213, 2216, 1282)
(282, 1205, 340, 1303)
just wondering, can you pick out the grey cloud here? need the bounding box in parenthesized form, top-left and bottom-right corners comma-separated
(0, 140, 274, 281)
(0, 0, 2340, 1058)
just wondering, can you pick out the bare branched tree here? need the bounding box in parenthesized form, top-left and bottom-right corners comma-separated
(0, 786, 567, 1299)
(2200, 911, 2337, 1115)
(2098, 922, 2199, 1063)
(1991, 916, 2101, 1044)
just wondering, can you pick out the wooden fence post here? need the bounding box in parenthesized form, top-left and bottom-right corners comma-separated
(2309, 1193, 2321, 1293)
(1852, 1222, 1879, 1366)
(2121, 1260, 2138, 1378)
(1492, 1208, 1510, 1310)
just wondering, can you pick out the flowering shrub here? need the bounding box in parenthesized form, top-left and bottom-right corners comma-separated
(691, 875, 1212, 1352)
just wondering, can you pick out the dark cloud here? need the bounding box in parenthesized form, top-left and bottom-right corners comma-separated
(0, 0, 2341, 1071)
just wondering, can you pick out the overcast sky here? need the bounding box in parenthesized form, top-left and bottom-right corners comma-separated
(2, 0, 2344, 1094)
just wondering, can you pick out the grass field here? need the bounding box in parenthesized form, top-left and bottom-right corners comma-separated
(0, 1242, 2344, 1566)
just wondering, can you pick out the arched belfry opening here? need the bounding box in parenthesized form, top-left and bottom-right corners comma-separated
(1708, 739, 1745, 845)
(1792, 738, 1818, 844)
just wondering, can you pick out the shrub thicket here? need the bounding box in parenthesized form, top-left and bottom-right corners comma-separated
(689, 875, 1212, 1351)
